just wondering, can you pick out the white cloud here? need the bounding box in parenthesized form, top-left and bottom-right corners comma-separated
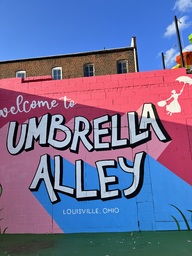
(174, 0, 192, 12)
(164, 47, 178, 67)
(164, 21, 176, 37)
(183, 44, 192, 51)
(164, 16, 191, 37)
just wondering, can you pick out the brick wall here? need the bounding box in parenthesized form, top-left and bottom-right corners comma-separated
(0, 48, 135, 79)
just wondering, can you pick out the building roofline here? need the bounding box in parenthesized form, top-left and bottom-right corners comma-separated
(0, 46, 134, 64)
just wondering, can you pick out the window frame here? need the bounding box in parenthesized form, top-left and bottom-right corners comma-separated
(84, 63, 95, 77)
(16, 70, 26, 78)
(117, 60, 128, 74)
(52, 67, 62, 80)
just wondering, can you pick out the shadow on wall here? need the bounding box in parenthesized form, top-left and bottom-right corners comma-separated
(0, 183, 8, 234)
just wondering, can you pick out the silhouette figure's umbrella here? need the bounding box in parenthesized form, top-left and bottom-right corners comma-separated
(176, 76, 192, 85)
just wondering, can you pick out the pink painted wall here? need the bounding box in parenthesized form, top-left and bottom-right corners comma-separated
(0, 69, 192, 233)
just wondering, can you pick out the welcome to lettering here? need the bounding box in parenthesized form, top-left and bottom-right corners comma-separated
(0, 94, 76, 118)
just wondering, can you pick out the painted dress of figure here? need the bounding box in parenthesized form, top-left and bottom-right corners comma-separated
(166, 88, 183, 115)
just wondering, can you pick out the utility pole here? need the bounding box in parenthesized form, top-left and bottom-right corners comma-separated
(161, 52, 166, 69)
(174, 15, 185, 67)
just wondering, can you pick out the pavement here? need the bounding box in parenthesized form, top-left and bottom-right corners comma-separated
(0, 231, 192, 256)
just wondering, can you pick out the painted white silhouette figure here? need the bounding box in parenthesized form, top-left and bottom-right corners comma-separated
(165, 89, 183, 115)
(157, 76, 192, 116)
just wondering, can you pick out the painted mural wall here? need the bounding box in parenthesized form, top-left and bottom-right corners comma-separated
(0, 69, 192, 234)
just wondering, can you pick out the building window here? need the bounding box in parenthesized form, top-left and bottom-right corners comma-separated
(52, 67, 62, 80)
(16, 71, 26, 78)
(117, 60, 128, 74)
(84, 64, 95, 77)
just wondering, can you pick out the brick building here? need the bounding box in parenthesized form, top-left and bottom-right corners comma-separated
(0, 37, 139, 80)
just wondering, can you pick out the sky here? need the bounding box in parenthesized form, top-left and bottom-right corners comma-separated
(0, 0, 192, 72)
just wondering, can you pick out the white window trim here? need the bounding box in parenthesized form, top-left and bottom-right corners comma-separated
(16, 70, 26, 78)
(52, 67, 62, 80)
(84, 63, 95, 77)
(117, 60, 129, 74)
